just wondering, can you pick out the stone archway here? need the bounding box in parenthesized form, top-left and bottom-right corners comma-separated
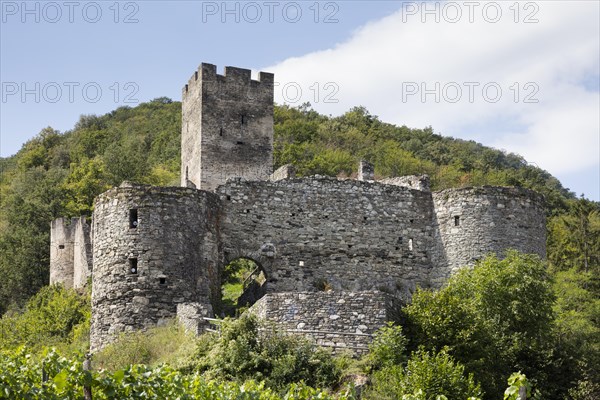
(219, 257, 268, 317)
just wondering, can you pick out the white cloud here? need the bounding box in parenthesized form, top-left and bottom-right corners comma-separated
(265, 1, 600, 177)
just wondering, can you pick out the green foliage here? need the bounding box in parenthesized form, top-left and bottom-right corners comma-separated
(187, 315, 341, 392)
(552, 268, 600, 399)
(219, 258, 262, 316)
(368, 322, 408, 369)
(366, 348, 482, 400)
(503, 372, 538, 400)
(0, 348, 352, 399)
(62, 157, 110, 215)
(402, 251, 557, 398)
(547, 197, 600, 274)
(0, 285, 90, 354)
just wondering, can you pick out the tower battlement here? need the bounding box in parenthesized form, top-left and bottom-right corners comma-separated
(182, 63, 274, 98)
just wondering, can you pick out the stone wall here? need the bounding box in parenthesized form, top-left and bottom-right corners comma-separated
(270, 164, 296, 181)
(73, 216, 93, 288)
(90, 182, 220, 351)
(217, 176, 435, 300)
(180, 63, 274, 191)
(50, 216, 92, 289)
(431, 186, 546, 286)
(176, 302, 213, 335)
(249, 291, 393, 354)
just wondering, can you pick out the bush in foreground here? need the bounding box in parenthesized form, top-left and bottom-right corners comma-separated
(187, 315, 341, 392)
(365, 348, 482, 400)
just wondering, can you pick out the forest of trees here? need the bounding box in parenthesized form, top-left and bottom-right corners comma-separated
(0, 98, 598, 398)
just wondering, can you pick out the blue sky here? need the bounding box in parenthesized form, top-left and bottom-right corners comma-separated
(1, 1, 599, 200)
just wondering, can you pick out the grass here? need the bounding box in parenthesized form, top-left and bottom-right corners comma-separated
(93, 320, 197, 371)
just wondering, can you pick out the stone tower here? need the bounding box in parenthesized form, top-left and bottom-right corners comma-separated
(180, 63, 274, 191)
(89, 182, 221, 351)
(49, 216, 92, 289)
(431, 186, 546, 286)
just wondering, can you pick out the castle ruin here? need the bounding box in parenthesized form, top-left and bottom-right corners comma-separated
(49, 63, 547, 352)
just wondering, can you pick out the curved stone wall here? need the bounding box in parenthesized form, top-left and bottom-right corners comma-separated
(431, 186, 546, 285)
(90, 183, 220, 350)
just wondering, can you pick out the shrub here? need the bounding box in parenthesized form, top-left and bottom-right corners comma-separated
(0, 285, 90, 354)
(402, 251, 557, 398)
(189, 314, 341, 391)
(366, 348, 482, 400)
(368, 322, 408, 369)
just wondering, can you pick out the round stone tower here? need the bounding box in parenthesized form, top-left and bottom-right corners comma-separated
(431, 186, 546, 286)
(90, 182, 221, 351)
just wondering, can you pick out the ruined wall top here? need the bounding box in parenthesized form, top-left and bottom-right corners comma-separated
(380, 175, 431, 192)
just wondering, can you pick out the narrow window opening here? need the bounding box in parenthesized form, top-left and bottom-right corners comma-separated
(219, 127, 223, 136)
(398, 237, 403, 244)
(194, 71, 198, 81)
(236, 141, 244, 145)
(245, 209, 251, 213)
(226, 195, 231, 201)
(185, 166, 189, 181)
(454, 216, 460, 226)
(408, 238, 414, 251)
(159, 277, 166, 285)
(58, 244, 65, 249)
(129, 258, 138, 274)
(129, 209, 138, 229)
(241, 114, 246, 125)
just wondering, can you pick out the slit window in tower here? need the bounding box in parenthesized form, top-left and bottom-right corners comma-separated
(408, 238, 414, 251)
(129, 209, 138, 229)
(159, 277, 166, 285)
(241, 114, 247, 125)
(454, 216, 460, 226)
(59, 244, 65, 249)
(129, 258, 138, 274)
